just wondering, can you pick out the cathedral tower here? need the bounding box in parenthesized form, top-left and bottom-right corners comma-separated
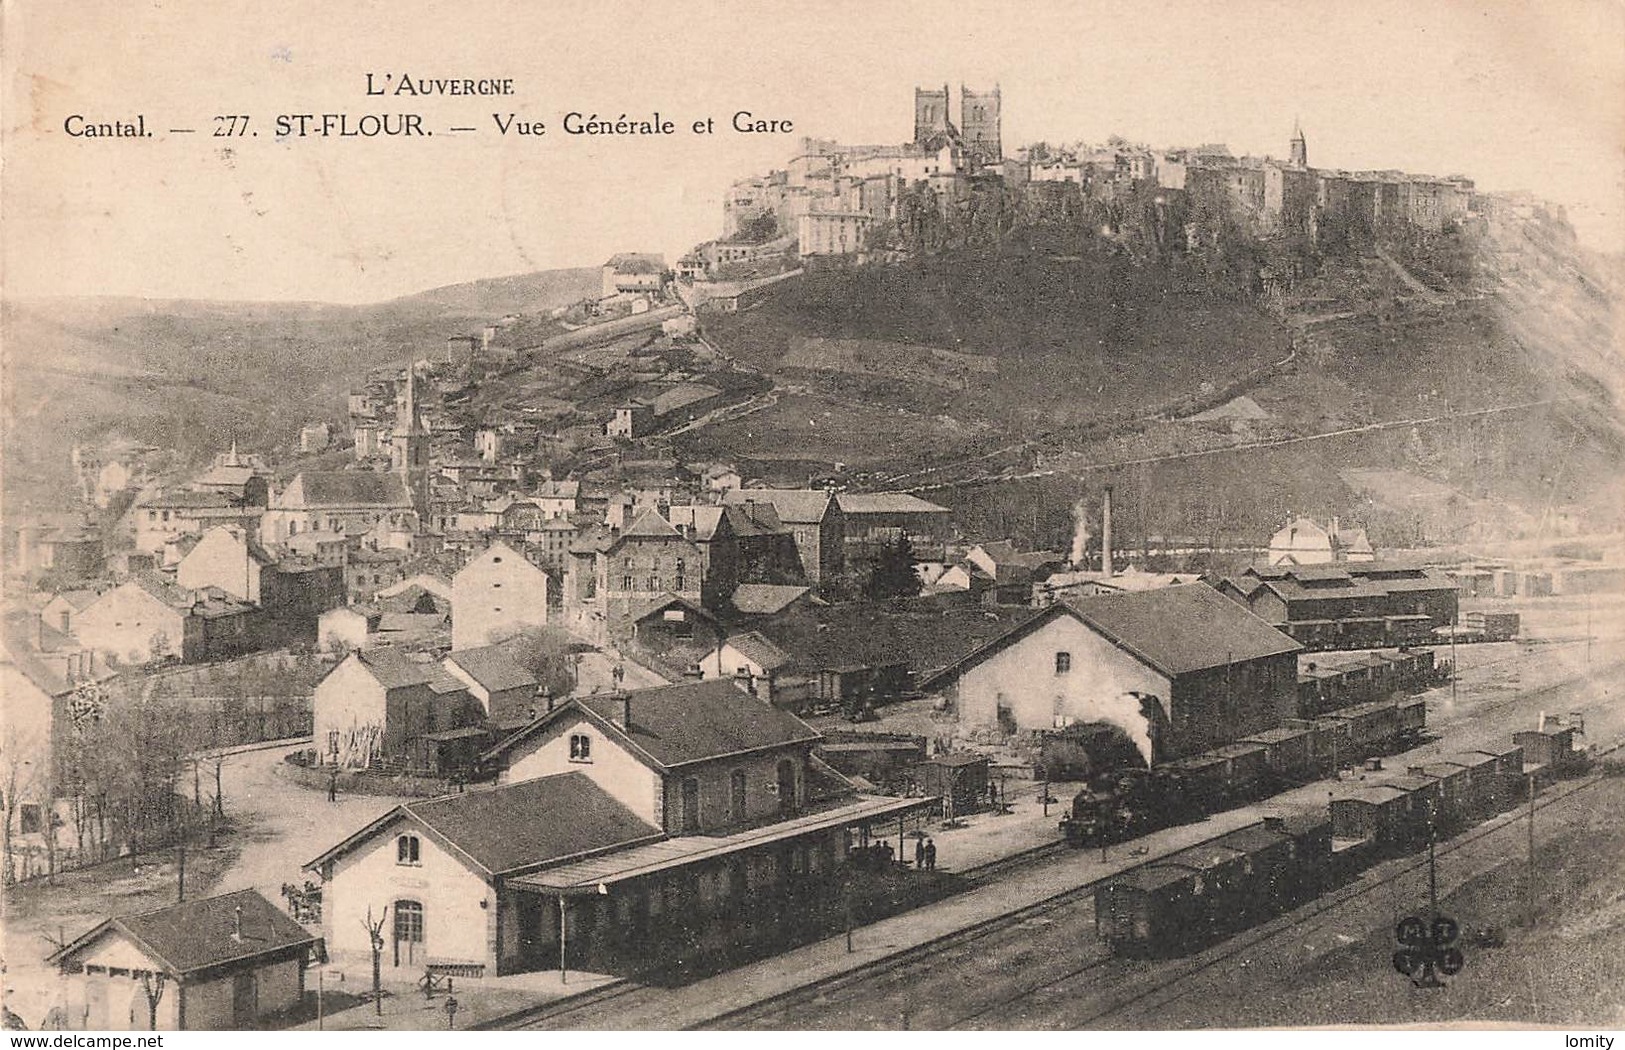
(914, 84, 950, 147)
(960, 85, 1003, 164)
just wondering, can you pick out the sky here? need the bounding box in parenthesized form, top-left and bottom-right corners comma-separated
(3, 0, 1622, 303)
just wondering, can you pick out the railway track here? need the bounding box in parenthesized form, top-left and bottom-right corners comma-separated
(972, 761, 1619, 1030)
(1053, 763, 1612, 1027)
(487, 838, 1071, 1029)
(716, 756, 1617, 1031)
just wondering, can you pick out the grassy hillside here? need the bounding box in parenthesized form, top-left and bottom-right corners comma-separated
(703, 227, 1622, 551)
(703, 251, 1289, 430)
(1, 268, 599, 513)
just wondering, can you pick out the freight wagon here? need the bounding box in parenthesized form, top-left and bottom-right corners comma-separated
(1098, 729, 1554, 958)
(1062, 695, 1427, 847)
(1096, 813, 1332, 957)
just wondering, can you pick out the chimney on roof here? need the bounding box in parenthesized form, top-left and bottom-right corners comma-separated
(1262, 814, 1286, 832)
(1407, 765, 1428, 778)
(612, 692, 631, 729)
(231, 904, 244, 943)
(1101, 485, 1114, 577)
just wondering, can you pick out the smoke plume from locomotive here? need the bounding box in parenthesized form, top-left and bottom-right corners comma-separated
(1102, 691, 1155, 766)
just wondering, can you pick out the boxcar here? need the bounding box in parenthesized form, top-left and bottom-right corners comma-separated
(1241, 726, 1317, 785)
(1095, 863, 1200, 956)
(1442, 751, 1502, 819)
(1395, 696, 1427, 746)
(1407, 762, 1473, 830)
(1211, 822, 1296, 926)
(1160, 842, 1252, 948)
(1325, 698, 1401, 758)
(1162, 753, 1232, 813)
(1462, 745, 1526, 813)
(1211, 742, 1270, 800)
(1330, 783, 1413, 855)
(1375, 774, 1446, 847)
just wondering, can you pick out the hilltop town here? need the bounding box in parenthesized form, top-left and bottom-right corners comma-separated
(4, 84, 1624, 1032)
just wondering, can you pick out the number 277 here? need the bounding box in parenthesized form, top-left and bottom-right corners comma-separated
(214, 115, 250, 137)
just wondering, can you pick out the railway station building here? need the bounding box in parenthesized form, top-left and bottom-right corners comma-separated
(306, 678, 935, 978)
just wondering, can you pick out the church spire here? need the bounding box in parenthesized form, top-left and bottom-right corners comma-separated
(1290, 119, 1308, 169)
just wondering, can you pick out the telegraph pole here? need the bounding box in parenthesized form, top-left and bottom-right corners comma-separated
(1525, 773, 1536, 928)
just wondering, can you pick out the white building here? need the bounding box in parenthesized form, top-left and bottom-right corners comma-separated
(451, 540, 549, 650)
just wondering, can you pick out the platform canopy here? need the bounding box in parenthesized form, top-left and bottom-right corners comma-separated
(510, 794, 939, 895)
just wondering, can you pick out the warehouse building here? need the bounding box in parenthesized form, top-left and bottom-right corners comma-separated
(923, 584, 1302, 761)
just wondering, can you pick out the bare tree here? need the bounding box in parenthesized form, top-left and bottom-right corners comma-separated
(138, 972, 168, 1031)
(363, 905, 389, 1016)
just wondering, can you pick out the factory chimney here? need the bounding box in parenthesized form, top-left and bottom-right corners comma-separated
(1102, 485, 1115, 577)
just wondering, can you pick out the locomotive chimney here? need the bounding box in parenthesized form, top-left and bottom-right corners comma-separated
(1102, 485, 1114, 577)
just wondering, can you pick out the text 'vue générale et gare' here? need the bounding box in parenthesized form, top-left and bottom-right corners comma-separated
(61, 111, 795, 140)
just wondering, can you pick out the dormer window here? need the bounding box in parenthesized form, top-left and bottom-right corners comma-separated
(397, 834, 421, 865)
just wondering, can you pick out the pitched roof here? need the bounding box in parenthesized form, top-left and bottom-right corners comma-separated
(730, 583, 812, 616)
(46, 589, 104, 612)
(762, 602, 1035, 678)
(487, 679, 821, 771)
(577, 681, 820, 768)
(724, 630, 794, 672)
(445, 645, 538, 694)
(49, 889, 314, 975)
(664, 505, 726, 541)
(1061, 585, 1301, 676)
(626, 592, 716, 626)
(283, 471, 413, 509)
(722, 488, 833, 524)
(138, 490, 239, 510)
(352, 647, 455, 690)
(619, 508, 686, 540)
(836, 493, 951, 516)
(307, 772, 662, 877)
(605, 252, 666, 274)
(926, 584, 1300, 688)
(723, 502, 787, 537)
(536, 479, 581, 499)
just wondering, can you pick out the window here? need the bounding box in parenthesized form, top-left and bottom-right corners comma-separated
(569, 733, 592, 762)
(397, 835, 421, 865)
(674, 576, 686, 592)
(1055, 652, 1072, 674)
(622, 575, 633, 591)
(19, 804, 42, 834)
(647, 575, 659, 591)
